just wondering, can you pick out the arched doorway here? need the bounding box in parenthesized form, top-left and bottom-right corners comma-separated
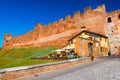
(108, 17, 112, 23)
(88, 42, 93, 57)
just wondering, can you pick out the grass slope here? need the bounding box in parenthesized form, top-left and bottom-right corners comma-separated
(0, 47, 56, 69)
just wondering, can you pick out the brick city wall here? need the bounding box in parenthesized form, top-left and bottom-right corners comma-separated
(2, 4, 107, 49)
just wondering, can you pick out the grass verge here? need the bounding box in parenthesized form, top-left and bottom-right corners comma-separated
(0, 47, 56, 69)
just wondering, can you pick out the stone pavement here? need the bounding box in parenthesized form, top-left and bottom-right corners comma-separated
(18, 57, 120, 80)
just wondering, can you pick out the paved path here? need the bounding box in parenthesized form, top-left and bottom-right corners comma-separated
(18, 57, 120, 80)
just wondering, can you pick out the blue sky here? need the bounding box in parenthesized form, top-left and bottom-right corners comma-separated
(0, 0, 120, 47)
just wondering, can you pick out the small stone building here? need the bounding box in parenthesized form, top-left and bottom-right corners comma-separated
(67, 30, 109, 58)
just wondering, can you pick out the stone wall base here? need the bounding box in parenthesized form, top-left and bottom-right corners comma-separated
(0, 57, 91, 80)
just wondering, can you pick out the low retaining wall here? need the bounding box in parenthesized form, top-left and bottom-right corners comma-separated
(31, 57, 66, 60)
(0, 57, 91, 80)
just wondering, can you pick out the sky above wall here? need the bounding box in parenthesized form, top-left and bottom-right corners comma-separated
(0, 0, 120, 47)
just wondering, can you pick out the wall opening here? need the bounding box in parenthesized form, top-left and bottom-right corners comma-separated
(81, 26, 86, 31)
(108, 17, 112, 23)
(81, 26, 86, 29)
(71, 41, 73, 44)
(119, 15, 120, 19)
(88, 42, 93, 57)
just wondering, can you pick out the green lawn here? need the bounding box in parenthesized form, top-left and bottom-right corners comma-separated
(0, 47, 56, 69)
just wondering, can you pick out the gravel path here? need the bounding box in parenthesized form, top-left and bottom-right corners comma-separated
(18, 57, 120, 80)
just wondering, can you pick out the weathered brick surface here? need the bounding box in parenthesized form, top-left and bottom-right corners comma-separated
(107, 10, 120, 55)
(2, 5, 107, 49)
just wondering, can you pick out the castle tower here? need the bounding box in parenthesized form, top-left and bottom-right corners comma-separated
(106, 10, 120, 55)
(3, 33, 12, 43)
(2, 33, 12, 49)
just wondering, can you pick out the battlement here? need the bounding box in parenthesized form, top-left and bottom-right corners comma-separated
(93, 4, 106, 13)
(34, 23, 43, 31)
(3, 33, 12, 43)
(107, 10, 120, 16)
(84, 6, 91, 13)
(96, 4, 105, 9)
(73, 11, 81, 17)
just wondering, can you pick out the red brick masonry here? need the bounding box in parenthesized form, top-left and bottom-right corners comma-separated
(0, 57, 91, 80)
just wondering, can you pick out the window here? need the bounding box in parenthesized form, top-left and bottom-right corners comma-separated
(81, 26, 86, 29)
(105, 38, 107, 42)
(119, 15, 120, 19)
(89, 37, 92, 41)
(71, 41, 73, 44)
(114, 47, 117, 48)
(100, 37, 102, 41)
(6, 40, 8, 42)
(108, 17, 112, 23)
(81, 38, 85, 42)
(101, 47, 103, 52)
